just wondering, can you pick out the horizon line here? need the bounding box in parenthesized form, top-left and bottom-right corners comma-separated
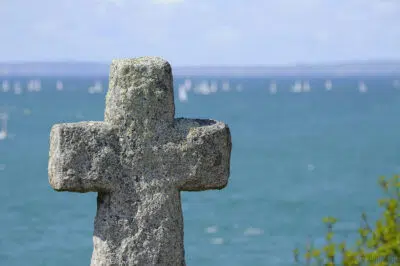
(1, 58, 400, 68)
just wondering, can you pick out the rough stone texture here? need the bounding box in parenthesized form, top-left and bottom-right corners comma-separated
(48, 57, 232, 266)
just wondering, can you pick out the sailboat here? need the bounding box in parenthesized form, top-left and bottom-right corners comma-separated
(13, 82, 22, 95)
(1, 80, 9, 92)
(27, 79, 41, 92)
(210, 81, 218, 93)
(221, 81, 230, 92)
(358, 81, 368, 93)
(184, 79, 192, 91)
(325, 80, 332, 91)
(56, 80, 64, 91)
(178, 84, 188, 102)
(0, 113, 8, 140)
(88, 81, 104, 94)
(291, 80, 302, 93)
(193, 81, 212, 95)
(36, 80, 42, 91)
(27, 80, 35, 92)
(269, 81, 277, 94)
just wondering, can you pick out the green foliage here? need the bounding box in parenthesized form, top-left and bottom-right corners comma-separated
(294, 175, 400, 265)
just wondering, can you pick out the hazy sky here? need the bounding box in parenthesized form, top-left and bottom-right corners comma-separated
(1, 0, 399, 65)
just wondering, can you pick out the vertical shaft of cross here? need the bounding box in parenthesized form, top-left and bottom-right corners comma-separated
(91, 187, 185, 266)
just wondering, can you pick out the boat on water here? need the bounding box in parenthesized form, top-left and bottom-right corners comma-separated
(291, 80, 302, 93)
(27, 79, 41, 92)
(358, 81, 368, 93)
(210, 81, 218, 93)
(183, 79, 192, 91)
(13, 82, 22, 95)
(193, 81, 212, 95)
(88, 81, 104, 94)
(221, 81, 230, 92)
(1, 80, 10, 92)
(0, 113, 8, 140)
(178, 85, 188, 102)
(56, 80, 64, 91)
(325, 80, 332, 90)
(269, 81, 277, 94)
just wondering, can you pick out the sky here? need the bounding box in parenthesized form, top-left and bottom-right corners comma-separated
(1, 0, 400, 65)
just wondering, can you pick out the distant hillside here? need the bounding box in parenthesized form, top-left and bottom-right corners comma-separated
(173, 60, 400, 77)
(0, 60, 399, 77)
(0, 62, 109, 77)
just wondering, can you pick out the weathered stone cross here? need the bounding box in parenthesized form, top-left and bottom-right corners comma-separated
(48, 57, 232, 266)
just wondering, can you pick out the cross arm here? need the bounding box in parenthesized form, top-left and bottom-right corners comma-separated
(172, 119, 232, 191)
(48, 122, 121, 193)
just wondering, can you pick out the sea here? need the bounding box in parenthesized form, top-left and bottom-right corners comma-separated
(1, 75, 400, 266)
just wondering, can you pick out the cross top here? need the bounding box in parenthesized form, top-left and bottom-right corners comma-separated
(48, 57, 232, 266)
(105, 57, 175, 133)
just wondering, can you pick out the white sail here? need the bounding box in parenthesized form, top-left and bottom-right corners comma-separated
(210, 81, 218, 93)
(35, 80, 42, 92)
(1, 80, 9, 92)
(178, 85, 188, 102)
(291, 80, 302, 93)
(269, 81, 277, 94)
(56, 80, 64, 91)
(88, 81, 104, 94)
(221, 81, 230, 92)
(184, 79, 192, 91)
(0, 113, 8, 140)
(27, 79, 41, 92)
(325, 80, 332, 91)
(358, 81, 367, 93)
(194, 81, 212, 95)
(13, 82, 22, 95)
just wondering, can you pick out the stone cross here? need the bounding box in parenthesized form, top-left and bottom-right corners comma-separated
(48, 57, 232, 266)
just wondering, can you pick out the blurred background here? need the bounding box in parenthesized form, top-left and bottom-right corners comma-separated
(1, 1, 400, 265)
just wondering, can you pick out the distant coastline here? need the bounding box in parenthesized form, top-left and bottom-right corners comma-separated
(0, 60, 399, 77)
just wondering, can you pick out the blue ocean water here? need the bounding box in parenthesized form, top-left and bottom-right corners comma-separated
(1, 76, 400, 265)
